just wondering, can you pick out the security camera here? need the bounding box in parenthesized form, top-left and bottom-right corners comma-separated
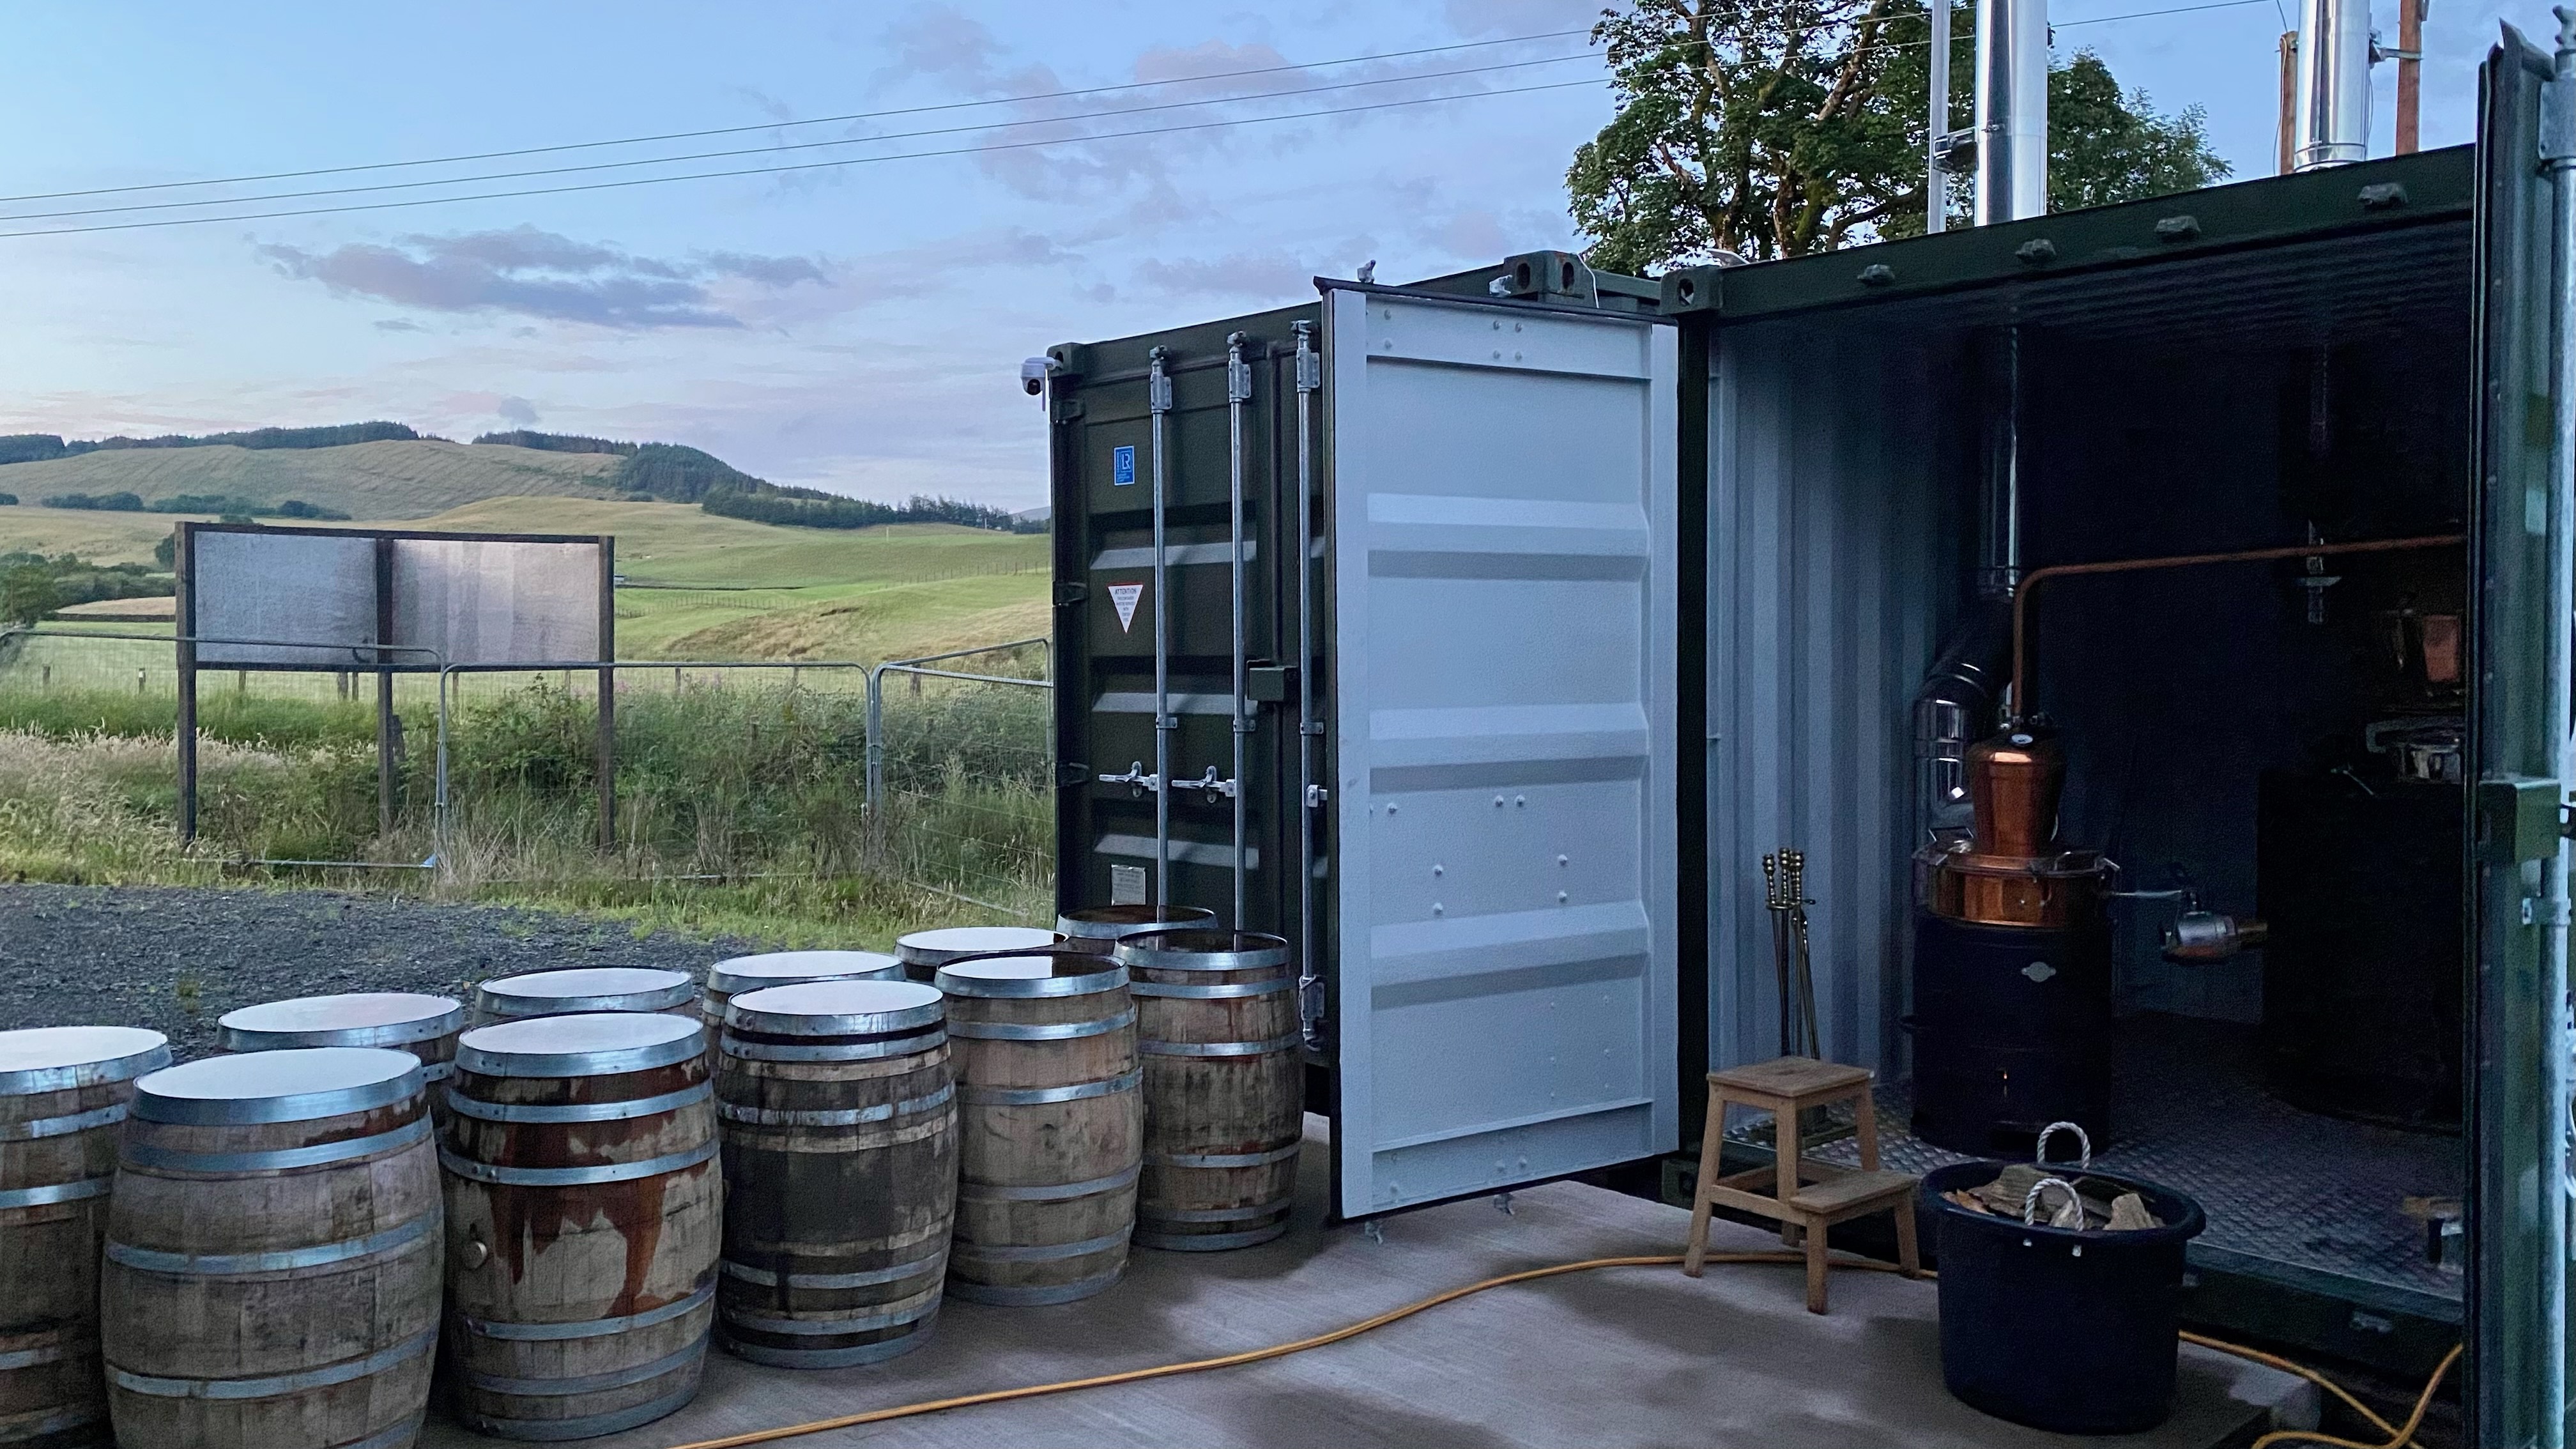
(1020, 356, 1051, 397)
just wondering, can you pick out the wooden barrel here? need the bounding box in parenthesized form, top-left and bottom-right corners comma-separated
(1116, 931, 1303, 1251)
(102, 1048, 440, 1449)
(1055, 906, 1217, 955)
(472, 969, 694, 1025)
(700, 951, 905, 1034)
(894, 927, 1055, 985)
(0, 1026, 169, 1449)
(934, 951, 1140, 1305)
(440, 1013, 719, 1441)
(714, 980, 956, 1367)
(218, 995, 465, 1086)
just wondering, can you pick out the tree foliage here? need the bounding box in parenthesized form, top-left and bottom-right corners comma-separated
(471, 431, 640, 456)
(1566, 0, 2230, 268)
(1, 564, 62, 625)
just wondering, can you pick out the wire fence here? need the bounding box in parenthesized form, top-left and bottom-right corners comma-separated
(0, 627, 1057, 923)
(0, 626, 880, 703)
(868, 641, 1054, 919)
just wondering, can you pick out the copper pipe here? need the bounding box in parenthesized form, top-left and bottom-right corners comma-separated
(2010, 533, 2465, 716)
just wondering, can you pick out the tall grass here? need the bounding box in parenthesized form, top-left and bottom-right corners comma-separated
(0, 676, 1054, 933)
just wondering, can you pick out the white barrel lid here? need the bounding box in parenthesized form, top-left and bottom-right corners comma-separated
(456, 1011, 704, 1078)
(477, 967, 694, 1015)
(705, 951, 904, 995)
(134, 1046, 423, 1125)
(895, 926, 1056, 965)
(1056, 904, 1219, 940)
(727, 979, 945, 1035)
(218, 992, 464, 1050)
(0, 1025, 172, 1096)
(935, 952, 1128, 999)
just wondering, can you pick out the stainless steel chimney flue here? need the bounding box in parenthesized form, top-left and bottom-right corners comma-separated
(1974, 0, 2050, 222)
(2292, 0, 2372, 169)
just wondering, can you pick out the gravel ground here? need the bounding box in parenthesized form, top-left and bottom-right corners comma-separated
(0, 884, 758, 1059)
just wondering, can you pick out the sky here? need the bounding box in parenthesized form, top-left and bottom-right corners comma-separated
(0, 0, 2548, 512)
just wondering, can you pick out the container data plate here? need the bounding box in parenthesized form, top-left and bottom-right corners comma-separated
(1326, 288, 1679, 1218)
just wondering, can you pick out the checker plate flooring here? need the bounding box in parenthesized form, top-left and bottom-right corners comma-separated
(1731, 1012, 2465, 1306)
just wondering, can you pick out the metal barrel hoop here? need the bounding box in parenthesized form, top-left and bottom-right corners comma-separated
(954, 1067, 1141, 1107)
(121, 1114, 433, 1175)
(946, 1009, 1136, 1042)
(718, 1031, 948, 1064)
(932, 956, 1129, 999)
(444, 1081, 712, 1124)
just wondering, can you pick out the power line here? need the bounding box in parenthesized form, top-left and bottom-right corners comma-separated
(1827, 0, 2271, 57)
(0, 77, 1611, 241)
(0, 29, 1596, 204)
(0, 53, 1595, 223)
(2056, 0, 2270, 26)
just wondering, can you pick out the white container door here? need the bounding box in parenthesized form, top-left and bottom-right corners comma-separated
(1325, 285, 1679, 1218)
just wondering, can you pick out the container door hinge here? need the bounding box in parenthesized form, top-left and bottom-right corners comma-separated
(1305, 784, 1330, 808)
(2543, 71, 2576, 164)
(1050, 399, 1086, 424)
(2524, 896, 2572, 928)
(2478, 775, 2569, 863)
(1055, 580, 1089, 606)
(1055, 762, 1090, 788)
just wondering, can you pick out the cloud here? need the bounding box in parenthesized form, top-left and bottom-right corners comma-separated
(1443, 0, 1606, 36)
(1131, 40, 1294, 86)
(372, 318, 425, 332)
(496, 395, 539, 425)
(259, 225, 829, 330)
(1135, 250, 1314, 298)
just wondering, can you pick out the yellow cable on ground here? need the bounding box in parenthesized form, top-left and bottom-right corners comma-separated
(2180, 1331, 2417, 1445)
(663, 1250, 2458, 1449)
(2242, 1345, 2460, 1449)
(669, 1252, 1712, 1448)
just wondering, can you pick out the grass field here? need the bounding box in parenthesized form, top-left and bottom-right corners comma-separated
(0, 678, 1053, 936)
(0, 505, 213, 565)
(0, 494, 1050, 675)
(0, 440, 622, 519)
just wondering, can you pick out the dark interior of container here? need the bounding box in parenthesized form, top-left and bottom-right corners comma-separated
(1715, 215, 2477, 1352)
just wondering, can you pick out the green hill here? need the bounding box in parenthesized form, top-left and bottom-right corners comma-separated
(0, 440, 623, 519)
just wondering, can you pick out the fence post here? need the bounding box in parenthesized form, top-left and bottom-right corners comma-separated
(864, 664, 887, 859)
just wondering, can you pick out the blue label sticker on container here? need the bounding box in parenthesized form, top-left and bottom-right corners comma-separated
(1112, 445, 1136, 486)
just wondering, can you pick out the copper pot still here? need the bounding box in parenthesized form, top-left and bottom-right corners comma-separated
(1966, 721, 2066, 857)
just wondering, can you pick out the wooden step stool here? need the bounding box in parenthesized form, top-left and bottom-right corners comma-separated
(1682, 1055, 1922, 1314)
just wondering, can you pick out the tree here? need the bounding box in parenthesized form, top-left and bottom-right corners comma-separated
(0, 565, 60, 626)
(1567, 0, 2230, 269)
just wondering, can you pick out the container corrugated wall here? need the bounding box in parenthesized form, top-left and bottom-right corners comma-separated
(1703, 318, 1953, 1075)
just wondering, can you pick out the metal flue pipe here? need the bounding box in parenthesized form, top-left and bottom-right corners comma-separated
(2291, 0, 2372, 169)
(1974, 0, 2050, 222)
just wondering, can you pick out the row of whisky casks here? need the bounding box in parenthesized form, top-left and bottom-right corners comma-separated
(0, 905, 1299, 1447)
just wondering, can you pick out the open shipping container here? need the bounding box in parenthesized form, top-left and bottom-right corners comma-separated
(1044, 34, 2576, 1442)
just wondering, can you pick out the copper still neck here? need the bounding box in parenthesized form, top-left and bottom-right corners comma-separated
(1966, 722, 2064, 857)
(1927, 721, 2102, 928)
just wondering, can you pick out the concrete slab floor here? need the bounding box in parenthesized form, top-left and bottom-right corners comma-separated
(420, 1126, 2316, 1449)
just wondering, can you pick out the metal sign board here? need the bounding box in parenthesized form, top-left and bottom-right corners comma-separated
(188, 530, 379, 667)
(181, 524, 607, 670)
(390, 538, 602, 666)
(1326, 287, 1680, 1218)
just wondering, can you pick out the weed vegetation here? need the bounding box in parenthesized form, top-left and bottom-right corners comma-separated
(0, 676, 1052, 943)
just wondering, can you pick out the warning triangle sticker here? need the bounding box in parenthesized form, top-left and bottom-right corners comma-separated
(1107, 582, 1144, 632)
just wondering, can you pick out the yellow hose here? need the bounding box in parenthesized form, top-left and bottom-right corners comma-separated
(663, 1251, 2458, 1449)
